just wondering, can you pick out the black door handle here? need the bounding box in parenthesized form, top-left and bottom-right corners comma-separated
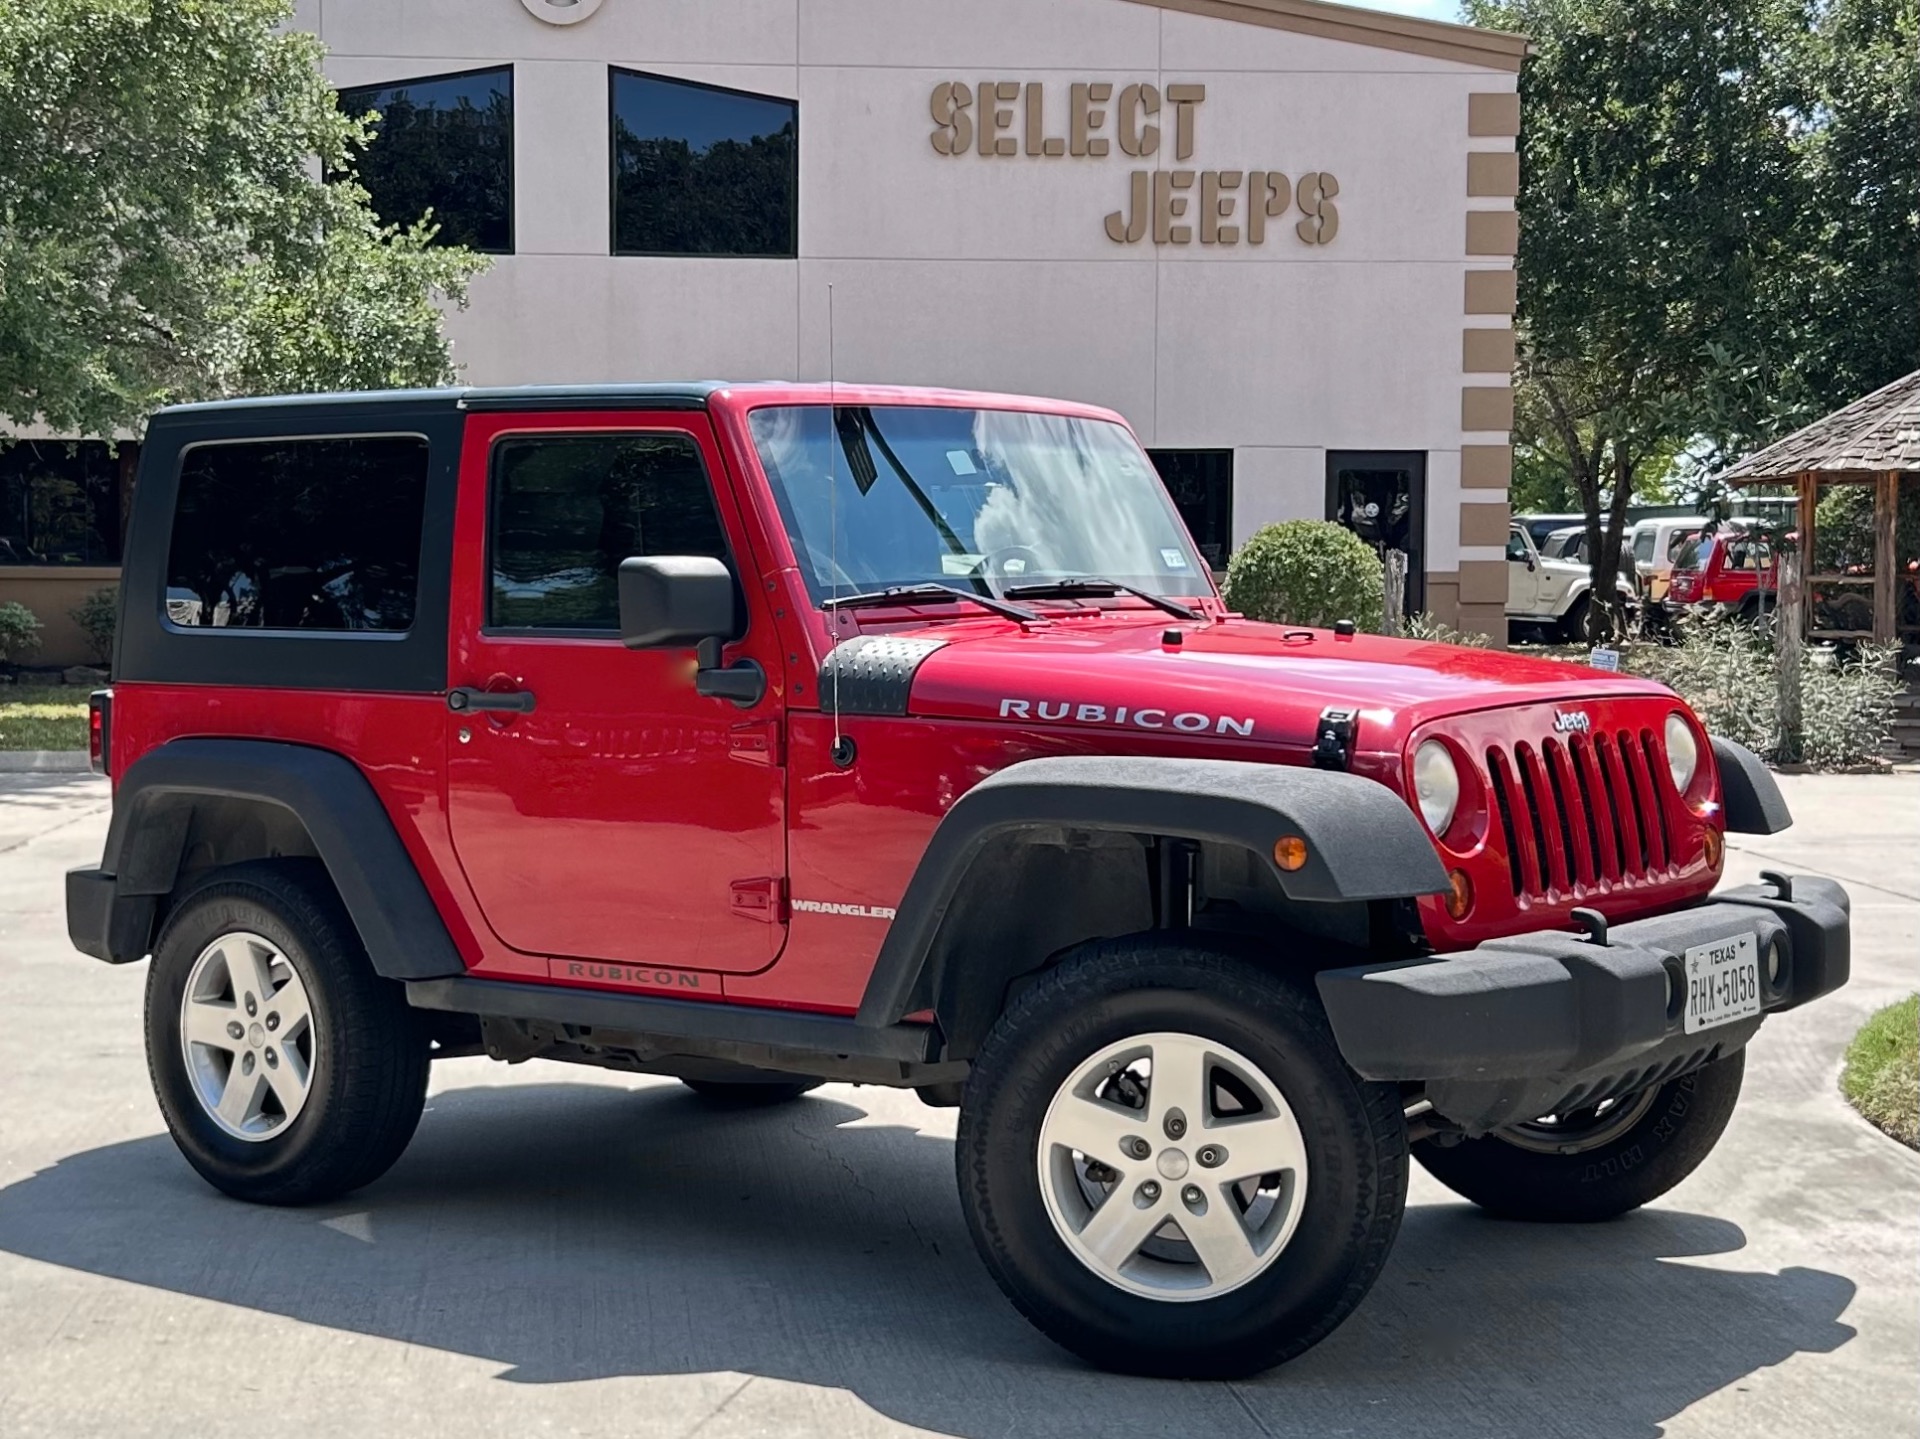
(448, 687, 536, 714)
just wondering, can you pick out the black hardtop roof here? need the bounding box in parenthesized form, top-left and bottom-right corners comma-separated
(151, 383, 737, 420)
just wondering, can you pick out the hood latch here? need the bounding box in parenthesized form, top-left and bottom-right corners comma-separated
(1311, 707, 1358, 771)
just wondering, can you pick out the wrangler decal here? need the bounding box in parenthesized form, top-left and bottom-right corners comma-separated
(793, 899, 898, 920)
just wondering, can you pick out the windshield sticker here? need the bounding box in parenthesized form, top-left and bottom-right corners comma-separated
(946, 450, 978, 475)
(1160, 548, 1189, 568)
(1000, 698, 1254, 737)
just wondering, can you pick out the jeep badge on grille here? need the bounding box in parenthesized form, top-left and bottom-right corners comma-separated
(1552, 709, 1593, 734)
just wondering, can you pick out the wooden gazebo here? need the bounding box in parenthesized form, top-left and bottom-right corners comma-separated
(1720, 370, 1920, 647)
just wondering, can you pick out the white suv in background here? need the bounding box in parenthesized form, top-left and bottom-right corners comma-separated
(1507, 523, 1638, 641)
(1629, 516, 1711, 612)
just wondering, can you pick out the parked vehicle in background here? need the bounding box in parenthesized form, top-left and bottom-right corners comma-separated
(1629, 516, 1711, 621)
(1507, 523, 1638, 641)
(67, 384, 1850, 1379)
(1667, 523, 1778, 624)
(1541, 526, 1638, 579)
(1517, 512, 1588, 548)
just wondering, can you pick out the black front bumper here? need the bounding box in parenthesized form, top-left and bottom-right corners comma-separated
(1316, 875, 1849, 1133)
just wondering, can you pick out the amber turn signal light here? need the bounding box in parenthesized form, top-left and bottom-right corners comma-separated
(1702, 826, 1724, 870)
(1445, 868, 1474, 920)
(1273, 835, 1309, 871)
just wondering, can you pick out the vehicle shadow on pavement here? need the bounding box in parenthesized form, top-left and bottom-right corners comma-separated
(0, 1079, 1857, 1439)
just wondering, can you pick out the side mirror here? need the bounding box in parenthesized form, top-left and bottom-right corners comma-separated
(617, 556, 735, 649)
(1525, 555, 1537, 572)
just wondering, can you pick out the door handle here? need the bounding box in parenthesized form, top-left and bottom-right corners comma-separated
(448, 687, 536, 714)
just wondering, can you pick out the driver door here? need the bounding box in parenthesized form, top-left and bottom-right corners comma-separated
(444, 411, 787, 975)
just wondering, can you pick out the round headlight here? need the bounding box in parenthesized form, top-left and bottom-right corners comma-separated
(1665, 713, 1699, 793)
(1413, 740, 1461, 838)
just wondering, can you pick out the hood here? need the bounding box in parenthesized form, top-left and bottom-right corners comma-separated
(896, 611, 1670, 755)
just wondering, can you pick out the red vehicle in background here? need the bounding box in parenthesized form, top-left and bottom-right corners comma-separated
(1667, 523, 1780, 624)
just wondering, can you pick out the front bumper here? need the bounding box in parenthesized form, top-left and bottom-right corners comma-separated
(1316, 875, 1849, 1133)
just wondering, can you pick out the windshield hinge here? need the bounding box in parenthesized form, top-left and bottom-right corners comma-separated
(1311, 707, 1359, 771)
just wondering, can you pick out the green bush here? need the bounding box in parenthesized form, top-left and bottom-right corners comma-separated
(0, 600, 42, 664)
(1223, 521, 1384, 631)
(1631, 621, 1902, 768)
(69, 586, 117, 665)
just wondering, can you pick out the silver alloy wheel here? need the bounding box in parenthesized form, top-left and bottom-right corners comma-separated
(1036, 1031, 1309, 1302)
(1497, 1085, 1662, 1156)
(179, 932, 317, 1142)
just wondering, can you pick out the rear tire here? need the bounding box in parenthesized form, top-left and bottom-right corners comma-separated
(1413, 1051, 1744, 1222)
(1559, 593, 1592, 643)
(957, 936, 1407, 1378)
(679, 1076, 821, 1106)
(145, 860, 430, 1206)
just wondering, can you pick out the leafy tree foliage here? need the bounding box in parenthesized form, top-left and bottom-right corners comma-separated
(0, 0, 487, 437)
(1466, 0, 1918, 636)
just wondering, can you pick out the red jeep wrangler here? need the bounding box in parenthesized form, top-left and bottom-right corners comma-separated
(68, 384, 1849, 1378)
(1667, 523, 1778, 622)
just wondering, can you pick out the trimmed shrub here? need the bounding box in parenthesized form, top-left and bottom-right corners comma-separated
(0, 601, 42, 664)
(1223, 521, 1385, 631)
(69, 587, 117, 665)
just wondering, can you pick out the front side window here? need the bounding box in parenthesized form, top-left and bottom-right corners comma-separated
(489, 433, 730, 630)
(611, 70, 796, 257)
(339, 67, 514, 253)
(1506, 530, 1532, 563)
(167, 437, 429, 631)
(1147, 450, 1233, 571)
(747, 406, 1210, 603)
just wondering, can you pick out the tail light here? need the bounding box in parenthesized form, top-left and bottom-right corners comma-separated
(88, 689, 111, 776)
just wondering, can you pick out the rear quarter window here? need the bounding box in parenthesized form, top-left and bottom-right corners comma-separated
(166, 436, 430, 632)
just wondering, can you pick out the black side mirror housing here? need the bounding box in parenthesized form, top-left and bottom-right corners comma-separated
(618, 556, 735, 649)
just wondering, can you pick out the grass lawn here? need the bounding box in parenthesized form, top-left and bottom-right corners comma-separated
(1841, 994, 1919, 1150)
(0, 686, 89, 751)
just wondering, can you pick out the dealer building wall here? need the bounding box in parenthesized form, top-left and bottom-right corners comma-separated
(1, 0, 1521, 667)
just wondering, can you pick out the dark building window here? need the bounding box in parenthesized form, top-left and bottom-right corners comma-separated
(0, 440, 128, 567)
(611, 70, 797, 257)
(166, 437, 430, 631)
(1327, 450, 1427, 614)
(1148, 450, 1234, 571)
(489, 433, 732, 631)
(339, 67, 514, 253)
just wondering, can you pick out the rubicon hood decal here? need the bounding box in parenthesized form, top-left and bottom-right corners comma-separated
(999, 697, 1256, 737)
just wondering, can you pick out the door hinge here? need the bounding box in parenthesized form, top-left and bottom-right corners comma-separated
(730, 876, 788, 924)
(729, 717, 784, 767)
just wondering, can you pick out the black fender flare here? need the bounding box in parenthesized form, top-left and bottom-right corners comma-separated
(82, 738, 464, 980)
(854, 755, 1449, 1028)
(1711, 735, 1792, 834)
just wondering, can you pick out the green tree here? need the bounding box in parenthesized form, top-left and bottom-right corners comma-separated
(1466, 0, 1815, 636)
(0, 0, 487, 438)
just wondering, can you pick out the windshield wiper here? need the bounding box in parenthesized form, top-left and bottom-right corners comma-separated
(1003, 578, 1203, 621)
(821, 583, 1040, 623)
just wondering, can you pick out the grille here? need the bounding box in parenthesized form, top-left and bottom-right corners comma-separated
(1486, 729, 1677, 900)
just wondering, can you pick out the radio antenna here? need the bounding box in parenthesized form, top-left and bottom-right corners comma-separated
(827, 283, 844, 757)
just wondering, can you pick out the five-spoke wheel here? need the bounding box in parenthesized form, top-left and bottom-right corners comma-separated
(179, 932, 316, 1141)
(1036, 1032, 1308, 1301)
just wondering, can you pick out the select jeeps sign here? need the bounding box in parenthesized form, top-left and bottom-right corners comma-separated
(927, 81, 1339, 247)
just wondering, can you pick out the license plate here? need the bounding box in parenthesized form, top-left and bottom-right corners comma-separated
(1683, 933, 1762, 1034)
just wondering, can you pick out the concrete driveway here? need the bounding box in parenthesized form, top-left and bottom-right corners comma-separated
(0, 772, 1914, 1438)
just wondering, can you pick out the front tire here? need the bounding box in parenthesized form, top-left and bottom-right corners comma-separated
(1413, 1051, 1744, 1222)
(957, 937, 1407, 1378)
(145, 861, 430, 1206)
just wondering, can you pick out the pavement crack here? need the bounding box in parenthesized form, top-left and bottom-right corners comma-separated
(0, 803, 110, 857)
(1227, 1382, 1277, 1437)
(682, 1375, 753, 1438)
(1724, 842, 1920, 902)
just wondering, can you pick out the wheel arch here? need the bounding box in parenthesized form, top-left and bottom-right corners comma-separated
(90, 738, 464, 981)
(854, 756, 1450, 1056)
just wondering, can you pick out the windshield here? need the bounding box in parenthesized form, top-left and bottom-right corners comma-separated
(747, 405, 1212, 604)
(1673, 537, 1705, 569)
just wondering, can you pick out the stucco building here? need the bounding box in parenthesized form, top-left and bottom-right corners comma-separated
(0, 0, 1524, 663)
